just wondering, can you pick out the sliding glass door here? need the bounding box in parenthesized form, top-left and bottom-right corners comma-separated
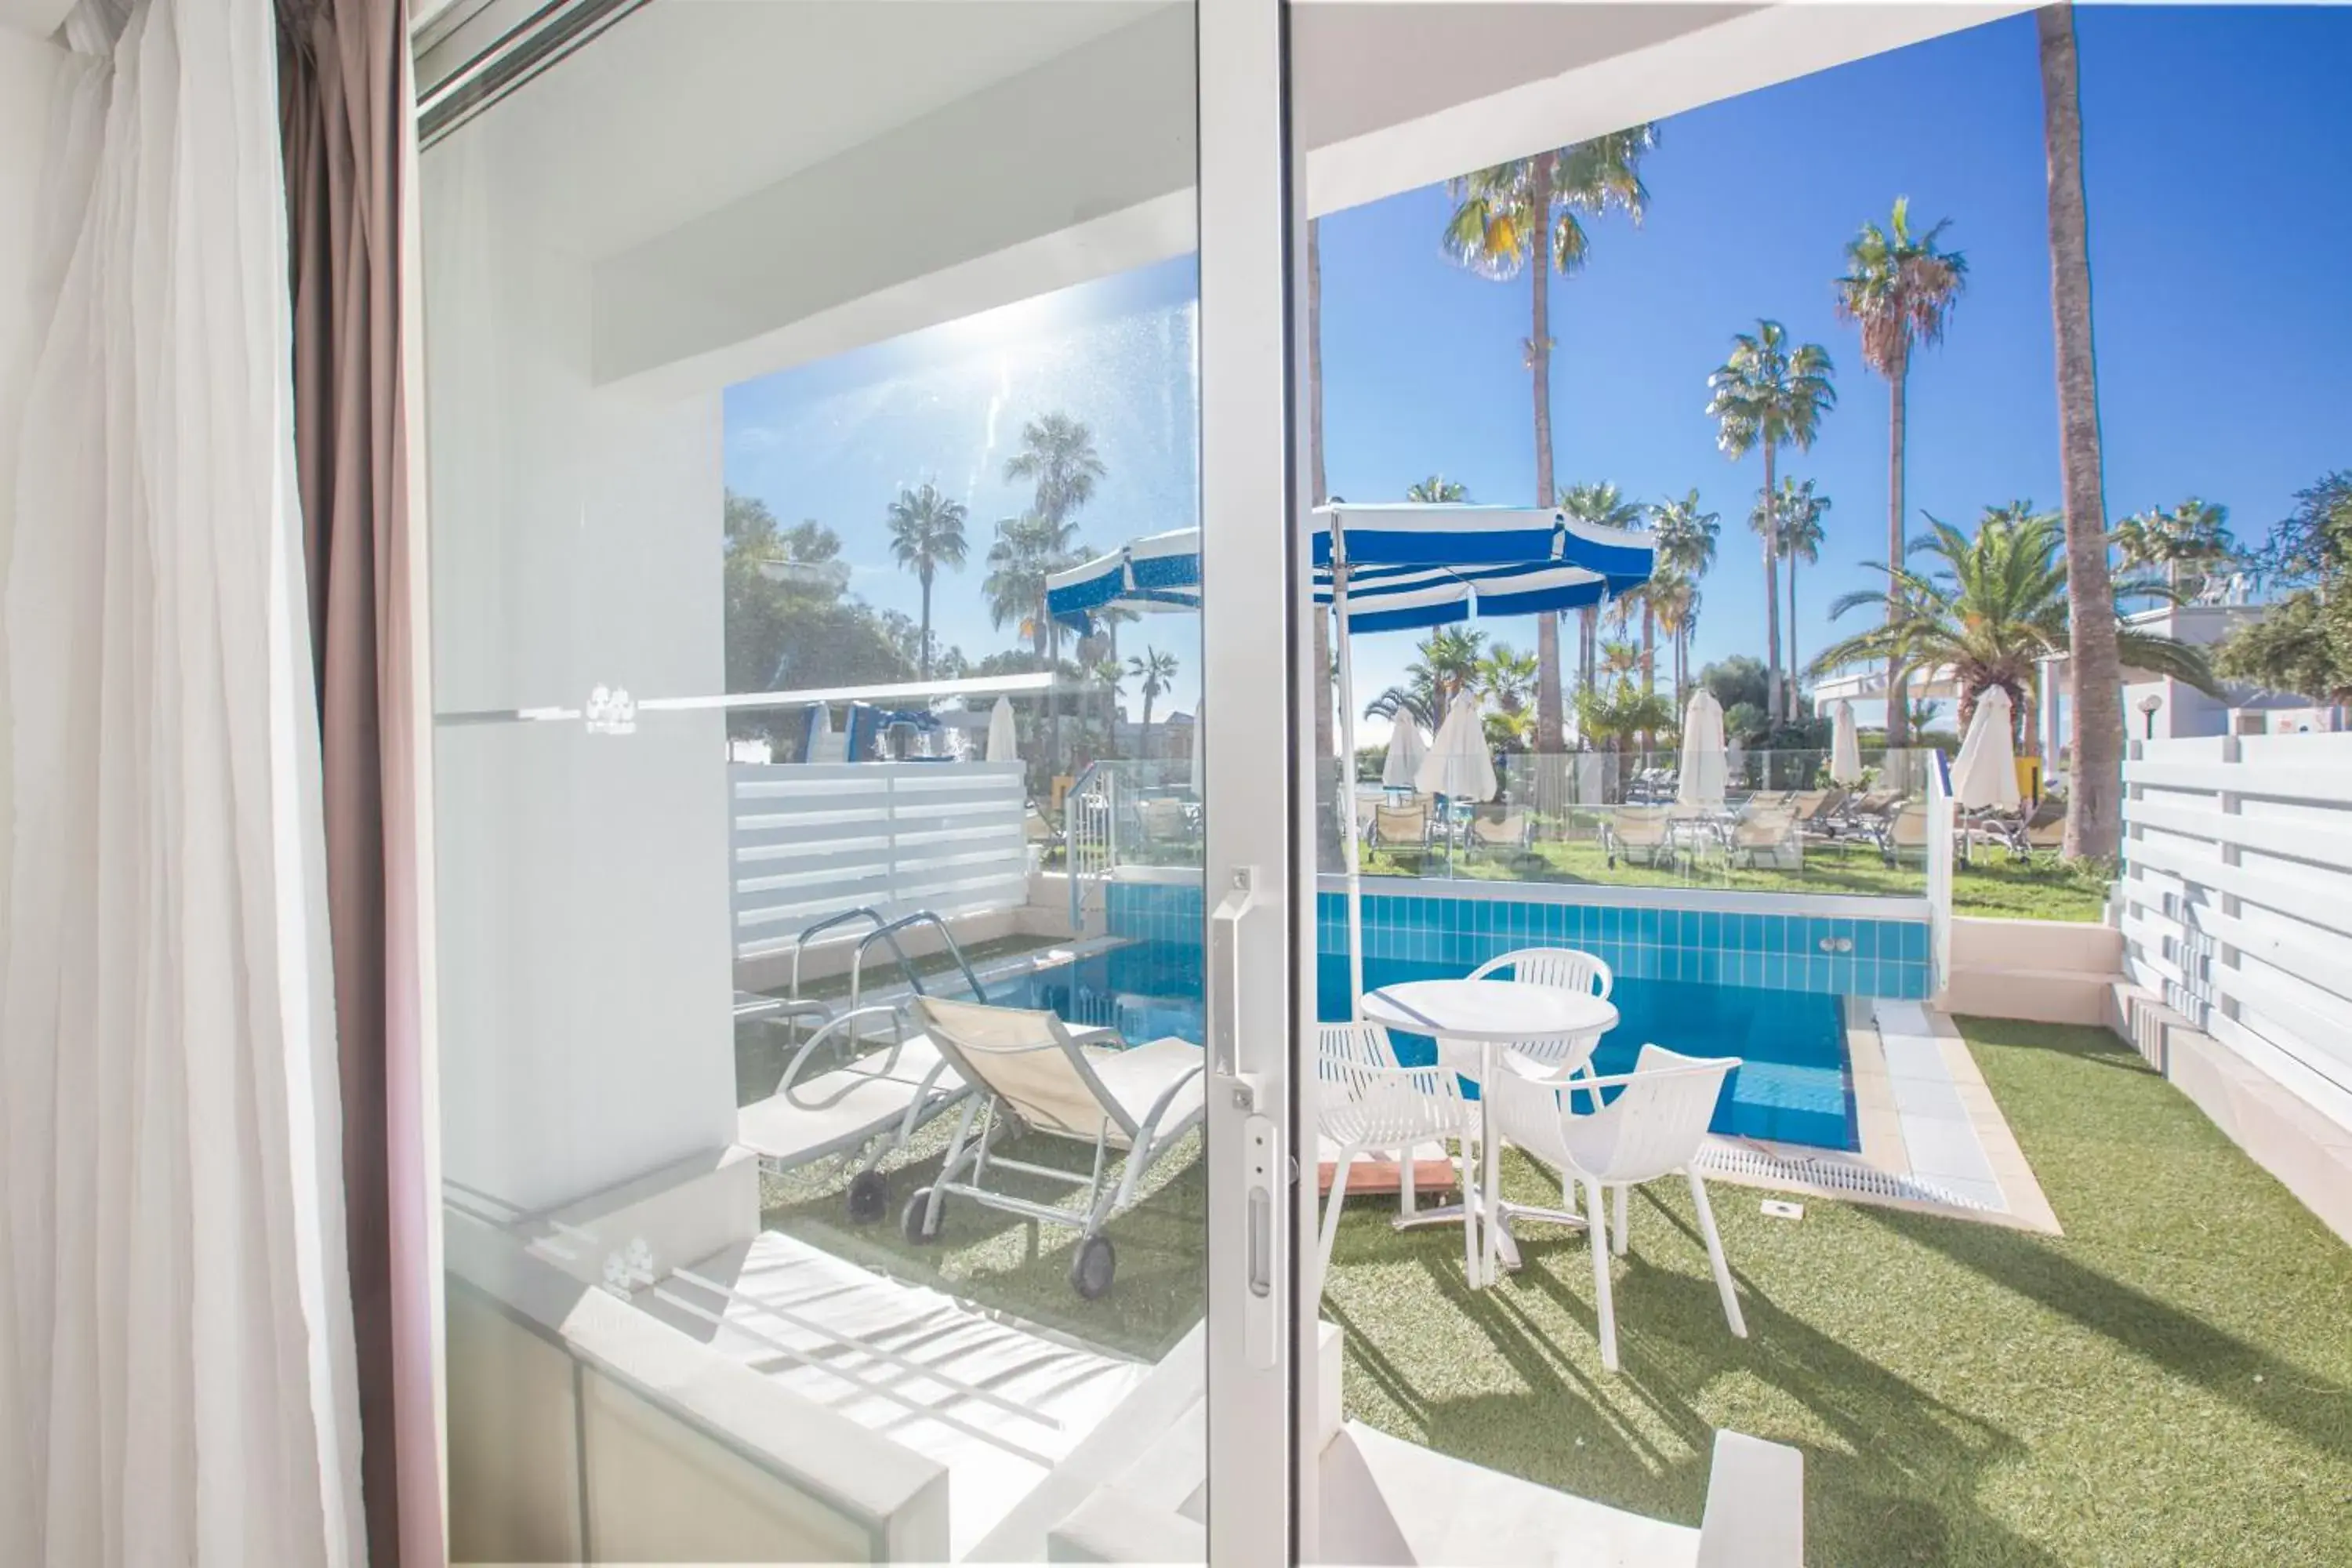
(416, 2, 1304, 1563)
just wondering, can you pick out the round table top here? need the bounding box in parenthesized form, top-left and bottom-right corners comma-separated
(1362, 978, 1619, 1043)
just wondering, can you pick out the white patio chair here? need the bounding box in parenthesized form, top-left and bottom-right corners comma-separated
(1314, 1023, 1478, 1305)
(1487, 1044, 1746, 1373)
(1464, 946, 1613, 1079)
(905, 996, 1205, 1299)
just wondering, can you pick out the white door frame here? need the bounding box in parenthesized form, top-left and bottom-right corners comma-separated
(1197, 0, 1315, 1562)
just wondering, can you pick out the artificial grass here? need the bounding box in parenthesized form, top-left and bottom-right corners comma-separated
(1360, 837, 2112, 923)
(760, 1018, 2350, 1565)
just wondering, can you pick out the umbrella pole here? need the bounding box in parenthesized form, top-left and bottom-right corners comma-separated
(1334, 562, 1366, 1020)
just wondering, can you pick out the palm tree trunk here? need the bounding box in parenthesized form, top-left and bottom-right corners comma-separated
(1530, 152, 1563, 752)
(1641, 602, 1656, 695)
(1762, 447, 1784, 724)
(918, 571, 934, 681)
(2040, 3, 2124, 859)
(1886, 361, 1911, 746)
(1786, 554, 1799, 707)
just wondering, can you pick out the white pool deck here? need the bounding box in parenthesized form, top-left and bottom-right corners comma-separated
(1690, 997, 2060, 1234)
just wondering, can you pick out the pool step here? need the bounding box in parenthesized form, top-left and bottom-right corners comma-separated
(1942, 918, 2122, 1025)
(1940, 964, 2111, 1025)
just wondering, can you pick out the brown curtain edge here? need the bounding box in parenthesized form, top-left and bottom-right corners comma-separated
(280, 2, 445, 1563)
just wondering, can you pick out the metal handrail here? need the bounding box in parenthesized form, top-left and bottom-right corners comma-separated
(1063, 760, 1115, 934)
(790, 906, 890, 1001)
(848, 910, 990, 1014)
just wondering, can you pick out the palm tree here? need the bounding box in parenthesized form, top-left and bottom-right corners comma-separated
(1476, 642, 1537, 721)
(1410, 626, 1488, 712)
(1087, 655, 1126, 754)
(2039, 3, 2125, 859)
(1707, 320, 1837, 724)
(1127, 646, 1179, 753)
(2111, 498, 2236, 603)
(1754, 477, 1829, 687)
(1649, 490, 1719, 703)
(1646, 565, 1700, 706)
(884, 484, 969, 680)
(1835, 197, 1967, 746)
(1005, 412, 1105, 528)
(1572, 679, 1675, 756)
(1406, 474, 1470, 503)
(1444, 125, 1658, 750)
(1006, 413, 1105, 772)
(1809, 506, 2218, 753)
(1557, 481, 1645, 692)
(982, 514, 1078, 659)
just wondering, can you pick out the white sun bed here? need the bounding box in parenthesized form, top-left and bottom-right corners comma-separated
(902, 996, 1204, 1299)
(735, 1003, 967, 1222)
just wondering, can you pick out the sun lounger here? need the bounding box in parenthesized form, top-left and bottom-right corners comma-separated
(1969, 795, 2064, 862)
(735, 1003, 968, 1222)
(1877, 800, 1933, 865)
(1728, 807, 1802, 871)
(1374, 799, 1432, 851)
(1466, 804, 1533, 856)
(903, 996, 1206, 1298)
(1604, 804, 1676, 868)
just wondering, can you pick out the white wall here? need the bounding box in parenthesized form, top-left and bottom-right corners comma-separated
(0, 26, 67, 959)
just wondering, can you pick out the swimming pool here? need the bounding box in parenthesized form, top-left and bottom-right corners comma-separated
(1003, 939, 1857, 1152)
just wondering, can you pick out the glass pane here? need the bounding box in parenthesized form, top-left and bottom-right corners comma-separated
(423, 5, 1204, 1561)
(1289, 7, 2228, 1564)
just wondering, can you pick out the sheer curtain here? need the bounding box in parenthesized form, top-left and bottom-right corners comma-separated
(2, 0, 365, 1563)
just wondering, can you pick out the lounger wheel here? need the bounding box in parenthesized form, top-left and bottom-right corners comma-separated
(902, 1188, 944, 1244)
(1069, 1235, 1116, 1300)
(847, 1170, 888, 1224)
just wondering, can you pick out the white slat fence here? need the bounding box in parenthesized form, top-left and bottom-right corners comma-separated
(2121, 734, 2352, 1133)
(729, 760, 1026, 960)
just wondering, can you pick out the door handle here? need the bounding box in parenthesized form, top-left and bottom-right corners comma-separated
(1208, 864, 1266, 1102)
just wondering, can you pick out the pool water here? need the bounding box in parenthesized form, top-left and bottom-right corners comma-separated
(1002, 939, 1858, 1152)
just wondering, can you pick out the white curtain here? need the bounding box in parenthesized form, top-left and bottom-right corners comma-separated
(1, 2, 364, 1564)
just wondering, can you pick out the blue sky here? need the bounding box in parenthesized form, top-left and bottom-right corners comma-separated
(724, 5, 2352, 732)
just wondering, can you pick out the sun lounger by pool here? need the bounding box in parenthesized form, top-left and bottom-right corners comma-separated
(902, 996, 1206, 1299)
(1466, 804, 1532, 856)
(1374, 798, 1432, 851)
(1728, 807, 1802, 870)
(1603, 804, 1675, 868)
(1877, 800, 1933, 865)
(735, 1004, 967, 1222)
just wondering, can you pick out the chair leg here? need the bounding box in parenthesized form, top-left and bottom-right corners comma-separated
(1585, 1177, 1617, 1373)
(1459, 1137, 1480, 1287)
(1399, 1146, 1417, 1221)
(1612, 1183, 1629, 1257)
(1315, 1152, 1356, 1306)
(1688, 1170, 1746, 1339)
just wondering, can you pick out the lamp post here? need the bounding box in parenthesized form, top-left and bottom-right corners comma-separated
(2138, 693, 2163, 741)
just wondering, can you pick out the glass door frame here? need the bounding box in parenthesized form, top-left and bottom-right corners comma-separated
(400, 1, 1316, 1561)
(1196, 0, 1318, 1562)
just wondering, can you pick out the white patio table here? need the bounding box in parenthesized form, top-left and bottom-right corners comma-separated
(1361, 977, 1619, 1285)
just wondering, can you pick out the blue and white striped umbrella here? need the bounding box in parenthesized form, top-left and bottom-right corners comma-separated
(1045, 503, 1657, 1017)
(1045, 505, 1655, 635)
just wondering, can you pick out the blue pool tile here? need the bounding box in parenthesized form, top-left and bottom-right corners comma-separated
(1854, 922, 1881, 959)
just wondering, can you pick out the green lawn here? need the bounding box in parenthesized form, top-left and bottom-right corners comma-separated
(1359, 836, 2113, 923)
(762, 1018, 2351, 1565)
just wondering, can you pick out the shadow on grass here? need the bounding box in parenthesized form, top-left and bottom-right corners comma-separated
(1861, 1201, 2352, 1466)
(760, 1117, 1207, 1360)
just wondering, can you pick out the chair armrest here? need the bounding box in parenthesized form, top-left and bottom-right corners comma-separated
(1695, 1429, 1803, 1568)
